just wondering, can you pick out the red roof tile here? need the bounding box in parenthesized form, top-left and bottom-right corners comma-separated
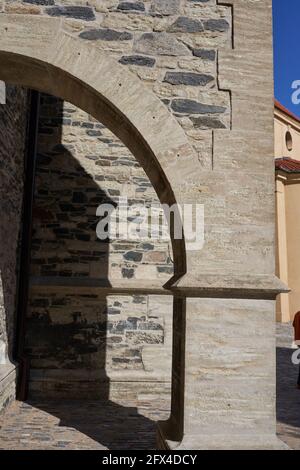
(275, 100, 300, 123)
(275, 157, 300, 173)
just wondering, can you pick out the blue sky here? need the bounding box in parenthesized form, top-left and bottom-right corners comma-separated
(273, 0, 300, 117)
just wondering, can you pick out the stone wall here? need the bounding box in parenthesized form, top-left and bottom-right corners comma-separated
(0, 0, 282, 449)
(0, 84, 28, 412)
(0, 0, 232, 168)
(26, 94, 173, 398)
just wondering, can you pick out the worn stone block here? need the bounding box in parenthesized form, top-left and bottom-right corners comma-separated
(164, 71, 213, 86)
(168, 16, 204, 33)
(80, 28, 132, 41)
(46, 6, 96, 21)
(171, 98, 226, 114)
(134, 32, 190, 56)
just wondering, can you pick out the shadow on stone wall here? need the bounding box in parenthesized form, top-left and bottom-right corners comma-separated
(0, 84, 28, 365)
(25, 95, 118, 399)
(15, 94, 169, 447)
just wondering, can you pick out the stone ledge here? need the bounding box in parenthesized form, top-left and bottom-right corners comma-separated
(30, 274, 289, 299)
(30, 368, 171, 383)
(169, 274, 289, 299)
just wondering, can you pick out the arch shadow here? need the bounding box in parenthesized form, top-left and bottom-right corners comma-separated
(0, 16, 195, 446)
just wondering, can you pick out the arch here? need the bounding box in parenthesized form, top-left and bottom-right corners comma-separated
(0, 14, 198, 277)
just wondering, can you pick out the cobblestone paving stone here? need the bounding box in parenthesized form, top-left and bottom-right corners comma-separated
(276, 322, 300, 450)
(0, 398, 170, 450)
(0, 323, 299, 450)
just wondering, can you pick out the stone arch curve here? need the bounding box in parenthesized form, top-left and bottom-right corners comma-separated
(0, 14, 198, 277)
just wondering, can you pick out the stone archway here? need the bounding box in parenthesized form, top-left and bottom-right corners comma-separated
(0, 16, 196, 217)
(0, 4, 288, 450)
(0, 13, 195, 449)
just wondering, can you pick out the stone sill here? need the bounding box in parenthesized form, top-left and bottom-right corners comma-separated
(30, 368, 171, 383)
(30, 274, 289, 299)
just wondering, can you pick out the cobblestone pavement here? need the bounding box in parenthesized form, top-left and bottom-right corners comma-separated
(0, 323, 299, 450)
(0, 397, 170, 450)
(276, 322, 300, 449)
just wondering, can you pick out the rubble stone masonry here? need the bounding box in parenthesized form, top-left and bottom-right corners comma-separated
(26, 94, 174, 398)
(0, 85, 28, 412)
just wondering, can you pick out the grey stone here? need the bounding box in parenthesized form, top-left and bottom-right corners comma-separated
(191, 116, 226, 129)
(157, 266, 173, 274)
(164, 71, 214, 86)
(117, 2, 145, 11)
(119, 55, 155, 67)
(86, 130, 102, 137)
(168, 16, 204, 33)
(134, 32, 190, 56)
(192, 48, 216, 61)
(123, 251, 143, 262)
(80, 29, 133, 41)
(150, 0, 180, 16)
(203, 19, 230, 32)
(122, 268, 135, 278)
(24, 0, 54, 4)
(46, 6, 96, 21)
(171, 98, 226, 114)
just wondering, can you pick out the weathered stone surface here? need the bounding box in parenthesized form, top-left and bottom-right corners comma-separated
(0, 85, 28, 374)
(164, 71, 213, 86)
(46, 6, 96, 21)
(117, 2, 145, 11)
(123, 251, 143, 262)
(17, 92, 174, 389)
(192, 48, 216, 61)
(119, 55, 155, 67)
(5, 2, 40, 13)
(160, 298, 284, 450)
(203, 18, 229, 32)
(134, 32, 190, 56)
(150, 0, 180, 16)
(190, 116, 226, 129)
(171, 98, 226, 114)
(0, 0, 279, 452)
(168, 16, 204, 33)
(79, 28, 132, 41)
(24, 0, 54, 4)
